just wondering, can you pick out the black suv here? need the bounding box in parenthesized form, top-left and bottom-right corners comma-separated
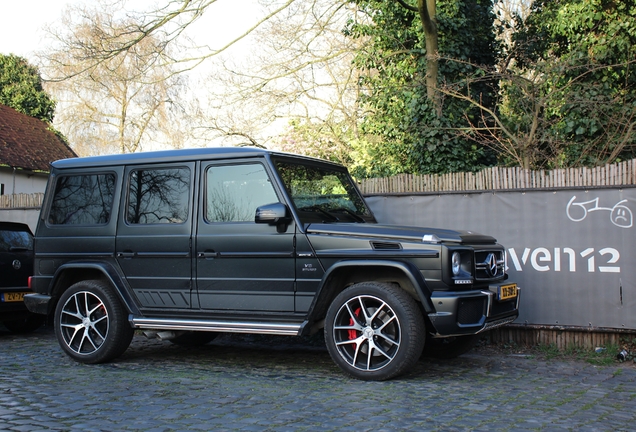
(1, 221, 43, 333)
(25, 148, 518, 380)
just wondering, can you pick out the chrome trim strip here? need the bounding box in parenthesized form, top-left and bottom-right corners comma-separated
(130, 317, 303, 336)
(481, 290, 494, 317)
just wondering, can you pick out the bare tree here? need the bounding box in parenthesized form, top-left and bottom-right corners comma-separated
(206, 0, 360, 139)
(41, 1, 190, 155)
(438, 57, 636, 170)
(40, 0, 360, 155)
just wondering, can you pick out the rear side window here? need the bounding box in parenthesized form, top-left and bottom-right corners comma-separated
(48, 174, 116, 225)
(127, 167, 190, 224)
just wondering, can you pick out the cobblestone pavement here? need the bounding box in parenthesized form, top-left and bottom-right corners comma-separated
(1, 325, 635, 432)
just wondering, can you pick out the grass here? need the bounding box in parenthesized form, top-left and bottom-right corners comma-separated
(480, 336, 636, 367)
(533, 343, 619, 366)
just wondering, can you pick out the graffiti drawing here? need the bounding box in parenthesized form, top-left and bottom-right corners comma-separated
(566, 196, 633, 228)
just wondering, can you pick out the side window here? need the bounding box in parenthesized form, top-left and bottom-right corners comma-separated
(206, 164, 279, 222)
(127, 167, 190, 224)
(49, 174, 115, 225)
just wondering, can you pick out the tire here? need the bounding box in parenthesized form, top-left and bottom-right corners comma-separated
(3, 313, 44, 334)
(421, 334, 479, 359)
(54, 280, 134, 364)
(324, 282, 425, 381)
(169, 331, 218, 347)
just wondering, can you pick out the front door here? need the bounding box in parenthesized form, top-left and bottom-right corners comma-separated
(195, 160, 296, 312)
(116, 162, 195, 310)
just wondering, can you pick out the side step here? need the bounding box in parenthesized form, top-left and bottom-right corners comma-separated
(130, 316, 304, 336)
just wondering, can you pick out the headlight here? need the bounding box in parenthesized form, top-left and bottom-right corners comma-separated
(452, 251, 461, 275)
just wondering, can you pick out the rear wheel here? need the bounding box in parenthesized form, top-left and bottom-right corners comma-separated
(54, 280, 134, 364)
(325, 282, 425, 381)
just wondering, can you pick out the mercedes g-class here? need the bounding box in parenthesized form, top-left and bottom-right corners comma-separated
(25, 147, 519, 380)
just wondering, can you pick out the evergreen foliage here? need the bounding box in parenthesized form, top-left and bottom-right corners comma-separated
(346, 0, 499, 176)
(513, 0, 636, 167)
(0, 54, 56, 123)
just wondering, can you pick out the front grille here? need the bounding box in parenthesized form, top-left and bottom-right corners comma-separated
(491, 298, 517, 316)
(474, 249, 505, 281)
(457, 297, 486, 325)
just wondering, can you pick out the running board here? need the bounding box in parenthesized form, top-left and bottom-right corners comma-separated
(130, 316, 303, 336)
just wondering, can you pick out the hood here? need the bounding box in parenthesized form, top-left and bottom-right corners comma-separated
(305, 223, 496, 244)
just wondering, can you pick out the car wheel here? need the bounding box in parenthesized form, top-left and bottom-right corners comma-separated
(54, 280, 134, 364)
(169, 331, 218, 346)
(421, 334, 479, 359)
(3, 313, 44, 334)
(325, 282, 425, 381)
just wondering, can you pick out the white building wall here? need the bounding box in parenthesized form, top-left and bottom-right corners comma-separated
(0, 208, 40, 232)
(0, 168, 49, 195)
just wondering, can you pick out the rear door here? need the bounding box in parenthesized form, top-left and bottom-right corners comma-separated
(116, 162, 195, 310)
(0, 224, 33, 289)
(195, 159, 296, 312)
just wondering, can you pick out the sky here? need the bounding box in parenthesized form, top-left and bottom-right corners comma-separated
(0, 0, 260, 62)
(0, 1, 75, 59)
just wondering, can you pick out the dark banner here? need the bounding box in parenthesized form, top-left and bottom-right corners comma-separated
(366, 188, 636, 330)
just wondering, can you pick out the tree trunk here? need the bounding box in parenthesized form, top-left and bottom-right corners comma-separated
(417, 0, 441, 117)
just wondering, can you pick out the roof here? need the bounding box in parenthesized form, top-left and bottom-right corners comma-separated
(52, 146, 267, 169)
(51, 146, 346, 170)
(0, 104, 77, 172)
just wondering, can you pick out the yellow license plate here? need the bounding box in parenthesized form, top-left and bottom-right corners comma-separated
(2, 292, 28, 302)
(499, 284, 517, 301)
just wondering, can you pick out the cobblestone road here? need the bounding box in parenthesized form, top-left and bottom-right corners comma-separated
(1, 325, 635, 431)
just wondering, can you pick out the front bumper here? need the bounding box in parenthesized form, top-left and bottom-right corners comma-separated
(427, 283, 520, 337)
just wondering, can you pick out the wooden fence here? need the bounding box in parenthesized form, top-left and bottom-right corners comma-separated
(359, 159, 636, 194)
(0, 192, 44, 209)
(487, 325, 634, 351)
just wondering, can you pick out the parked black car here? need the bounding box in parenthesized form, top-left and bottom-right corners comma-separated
(0, 221, 43, 333)
(25, 148, 519, 380)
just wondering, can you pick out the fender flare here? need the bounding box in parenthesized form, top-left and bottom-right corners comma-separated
(307, 259, 436, 322)
(48, 261, 141, 316)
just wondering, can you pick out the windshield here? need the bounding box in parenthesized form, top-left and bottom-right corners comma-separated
(274, 159, 375, 224)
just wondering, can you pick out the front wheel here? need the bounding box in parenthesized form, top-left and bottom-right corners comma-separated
(325, 282, 425, 381)
(54, 280, 134, 364)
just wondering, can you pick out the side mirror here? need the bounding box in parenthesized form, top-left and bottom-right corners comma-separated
(255, 203, 292, 228)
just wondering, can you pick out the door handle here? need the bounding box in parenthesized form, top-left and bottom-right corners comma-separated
(117, 251, 135, 258)
(197, 251, 218, 259)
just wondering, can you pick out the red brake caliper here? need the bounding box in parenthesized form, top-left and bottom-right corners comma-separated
(348, 308, 361, 340)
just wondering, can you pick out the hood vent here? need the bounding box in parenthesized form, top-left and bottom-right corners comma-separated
(371, 241, 402, 251)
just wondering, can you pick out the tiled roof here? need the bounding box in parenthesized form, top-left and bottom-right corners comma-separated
(0, 104, 76, 172)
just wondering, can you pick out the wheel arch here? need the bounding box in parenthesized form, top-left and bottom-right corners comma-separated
(46, 262, 140, 316)
(304, 260, 435, 334)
